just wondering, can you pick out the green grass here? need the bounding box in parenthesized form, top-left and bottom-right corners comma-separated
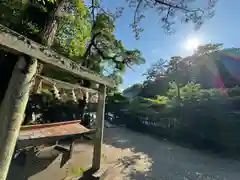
(70, 167, 85, 177)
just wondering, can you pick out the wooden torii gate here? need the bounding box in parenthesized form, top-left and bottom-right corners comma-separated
(34, 74, 99, 103)
(0, 24, 115, 180)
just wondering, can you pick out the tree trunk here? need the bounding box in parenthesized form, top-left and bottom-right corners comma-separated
(176, 80, 181, 102)
(37, 0, 65, 74)
(0, 56, 37, 180)
(42, 0, 65, 46)
(42, 19, 59, 47)
(32, 0, 66, 123)
(174, 61, 181, 102)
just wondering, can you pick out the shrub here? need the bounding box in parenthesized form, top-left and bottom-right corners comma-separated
(227, 87, 240, 97)
(108, 83, 240, 152)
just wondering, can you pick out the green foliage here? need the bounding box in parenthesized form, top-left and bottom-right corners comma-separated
(54, 0, 91, 59)
(193, 43, 223, 56)
(1, 0, 145, 78)
(111, 79, 240, 151)
(105, 92, 129, 123)
(227, 87, 240, 97)
(41, 88, 52, 95)
(124, 83, 143, 93)
(84, 11, 146, 74)
(70, 166, 85, 177)
(0, 0, 146, 127)
(0, 0, 145, 93)
(25, 91, 83, 125)
(144, 96, 169, 105)
(46, 0, 56, 3)
(140, 77, 169, 98)
(77, 5, 146, 90)
(126, 0, 217, 39)
(167, 82, 200, 100)
(139, 44, 240, 100)
(107, 92, 129, 103)
(123, 83, 143, 98)
(1, 0, 64, 42)
(126, 97, 151, 114)
(143, 58, 167, 81)
(106, 72, 124, 93)
(107, 43, 240, 153)
(0, 0, 30, 32)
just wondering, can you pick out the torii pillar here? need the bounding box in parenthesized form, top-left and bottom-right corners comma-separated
(92, 84, 106, 171)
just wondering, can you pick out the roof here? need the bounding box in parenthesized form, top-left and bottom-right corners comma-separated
(19, 120, 88, 139)
(0, 24, 115, 88)
(17, 120, 95, 149)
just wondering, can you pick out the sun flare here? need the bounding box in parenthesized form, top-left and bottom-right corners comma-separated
(185, 37, 200, 51)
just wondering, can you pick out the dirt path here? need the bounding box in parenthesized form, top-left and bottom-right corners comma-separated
(8, 127, 240, 180)
(103, 127, 240, 180)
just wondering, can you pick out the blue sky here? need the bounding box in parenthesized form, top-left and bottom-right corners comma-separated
(101, 0, 240, 90)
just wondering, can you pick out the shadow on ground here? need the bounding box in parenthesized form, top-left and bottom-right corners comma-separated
(6, 126, 240, 180)
(103, 127, 240, 180)
(7, 146, 61, 180)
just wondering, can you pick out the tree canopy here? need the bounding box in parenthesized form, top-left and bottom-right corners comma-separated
(0, 0, 147, 91)
(106, 43, 240, 156)
(126, 0, 217, 39)
(122, 43, 240, 100)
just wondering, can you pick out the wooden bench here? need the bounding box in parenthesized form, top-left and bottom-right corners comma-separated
(15, 120, 96, 167)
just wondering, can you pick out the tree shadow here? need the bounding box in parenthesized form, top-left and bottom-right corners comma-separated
(7, 146, 63, 180)
(103, 127, 240, 180)
(115, 154, 153, 179)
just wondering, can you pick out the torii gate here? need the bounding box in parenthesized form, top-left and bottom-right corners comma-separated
(0, 24, 115, 180)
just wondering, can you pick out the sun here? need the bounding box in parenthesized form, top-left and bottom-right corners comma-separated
(185, 37, 200, 51)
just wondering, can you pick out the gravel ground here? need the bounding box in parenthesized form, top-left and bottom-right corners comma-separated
(103, 127, 240, 180)
(8, 127, 240, 180)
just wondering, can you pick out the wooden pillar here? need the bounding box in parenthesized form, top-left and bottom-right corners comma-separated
(0, 56, 37, 180)
(92, 84, 106, 171)
(32, 76, 42, 93)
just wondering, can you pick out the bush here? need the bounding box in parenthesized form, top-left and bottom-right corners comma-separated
(227, 87, 240, 97)
(108, 83, 240, 152)
(166, 85, 240, 150)
(228, 96, 240, 110)
(145, 95, 169, 104)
